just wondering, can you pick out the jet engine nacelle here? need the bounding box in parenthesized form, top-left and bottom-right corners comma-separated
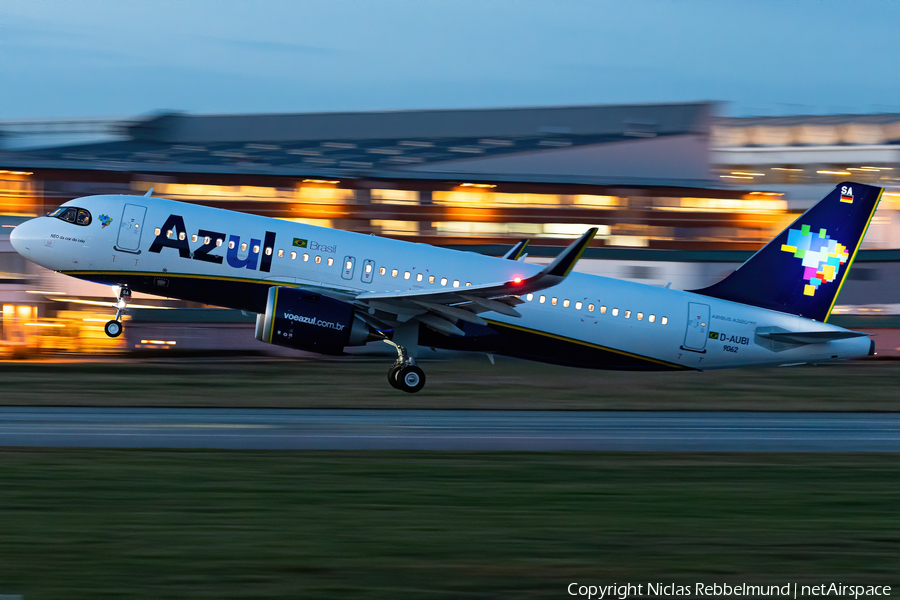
(255, 286, 377, 355)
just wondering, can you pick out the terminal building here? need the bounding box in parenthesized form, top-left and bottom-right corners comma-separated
(1, 102, 899, 356)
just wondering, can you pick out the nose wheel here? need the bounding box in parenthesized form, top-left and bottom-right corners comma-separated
(384, 340, 426, 393)
(104, 285, 131, 338)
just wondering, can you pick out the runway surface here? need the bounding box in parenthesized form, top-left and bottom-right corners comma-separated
(1, 407, 899, 451)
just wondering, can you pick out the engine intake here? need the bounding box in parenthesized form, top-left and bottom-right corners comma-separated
(255, 286, 377, 355)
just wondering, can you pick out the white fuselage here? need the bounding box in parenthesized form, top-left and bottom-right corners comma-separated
(11, 194, 872, 369)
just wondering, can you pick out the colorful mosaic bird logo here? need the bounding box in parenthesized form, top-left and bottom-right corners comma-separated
(98, 214, 113, 229)
(780, 224, 849, 297)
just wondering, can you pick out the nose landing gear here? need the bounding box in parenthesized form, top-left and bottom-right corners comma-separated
(384, 339, 426, 393)
(104, 285, 131, 338)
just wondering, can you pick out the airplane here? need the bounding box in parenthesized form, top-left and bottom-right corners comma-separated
(9, 181, 882, 393)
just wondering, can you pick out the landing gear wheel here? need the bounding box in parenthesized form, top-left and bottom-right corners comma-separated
(387, 363, 404, 389)
(104, 320, 122, 338)
(396, 365, 426, 394)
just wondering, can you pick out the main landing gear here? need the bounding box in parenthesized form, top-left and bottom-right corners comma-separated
(104, 285, 131, 338)
(384, 339, 426, 393)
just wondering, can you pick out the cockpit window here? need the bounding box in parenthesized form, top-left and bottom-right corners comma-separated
(47, 206, 92, 226)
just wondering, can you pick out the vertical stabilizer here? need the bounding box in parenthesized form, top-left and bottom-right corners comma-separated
(691, 182, 882, 322)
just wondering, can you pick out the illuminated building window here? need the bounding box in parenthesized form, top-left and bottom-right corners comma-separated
(527, 294, 534, 301)
(625, 310, 631, 319)
(649, 314, 656, 323)
(428, 275, 435, 284)
(551, 297, 558, 306)
(191, 234, 198, 243)
(416, 273, 423, 282)
(277, 249, 284, 258)
(228, 240, 235, 249)
(155, 228, 161, 235)
(315, 256, 322, 264)
(575, 301, 582, 310)
(453, 280, 460, 288)
(327, 257, 334, 266)
(440, 277, 448, 286)
(637, 312, 643, 321)
(539, 295, 546, 303)
(612, 308, 619, 316)
(661, 316, 668, 325)
(404, 271, 411, 280)
(303, 254, 309, 261)
(379, 267, 386, 275)
(600, 306, 607, 314)
(588, 304, 594, 312)
(392, 269, 398, 277)
(290, 251, 296, 260)
(563, 299, 570, 308)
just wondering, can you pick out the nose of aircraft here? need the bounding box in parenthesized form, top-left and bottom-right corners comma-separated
(9, 217, 40, 258)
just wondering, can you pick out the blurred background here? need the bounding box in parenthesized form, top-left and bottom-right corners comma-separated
(1, 0, 899, 358)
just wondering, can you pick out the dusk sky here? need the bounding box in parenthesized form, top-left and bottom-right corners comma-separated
(2, 0, 899, 120)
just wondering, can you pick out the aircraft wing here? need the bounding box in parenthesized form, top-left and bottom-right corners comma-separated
(352, 228, 596, 335)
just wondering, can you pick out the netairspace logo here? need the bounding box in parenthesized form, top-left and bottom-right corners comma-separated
(567, 583, 892, 600)
(282, 312, 345, 331)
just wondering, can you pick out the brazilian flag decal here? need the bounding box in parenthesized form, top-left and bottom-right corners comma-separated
(708, 332, 719, 340)
(292, 238, 308, 248)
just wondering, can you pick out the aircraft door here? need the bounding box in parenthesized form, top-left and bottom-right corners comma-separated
(682, 302, 710, 352)
(342, 256, 356, 280)
(361, 259, 375, 283)
(115, 203, 147, 253)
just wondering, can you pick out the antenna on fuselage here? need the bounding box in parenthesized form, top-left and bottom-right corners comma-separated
(144, 188, 154, 197)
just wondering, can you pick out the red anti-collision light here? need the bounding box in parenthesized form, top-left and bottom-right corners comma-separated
(513, 276, 523, 284)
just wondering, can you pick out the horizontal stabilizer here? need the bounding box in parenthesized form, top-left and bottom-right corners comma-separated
(757, 329, 869, 345)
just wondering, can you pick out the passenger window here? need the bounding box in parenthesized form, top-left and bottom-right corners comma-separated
(600, 306, 607, 314)
(168, 230, 175, 239)
(227, 240, 234, 249)
(366, 263, 373, 273)
(563, 299, 570, 308)
(637, 312, 643, 321)
(575, 301, 582, 310)
(416, 273, 423, 282)
(290, 251, 296, 260)
(252, 245, 259, 253)
(179, 232, 186, 241)
(327, 257, 334, 266)
(440, 277, 448, 286)
(453, 280, 460, 288)
(204, 236, 211, 244)
(661, 316, 668, 325)
(241, 243, 248, 252)
(612, 308, 619, 316)
(303, 254, 309, 262)
(625, 310, 631, 319)
(466, 282, 472, 286)
(539, 295, 546, 303)
(216, 238, 223, 247)
(191, 234, 198, 243)
(76, 209, 91, 225)
(551, 297, 558, 305)
(429, 275, 435, 284)
(588, 304, 594, 312)
(277, 249, 284, 257)
(315, 256, 322, 264)
(155, 228, 161, 236)
(649, 314, 655, 323)
(392, 269, 398, 277)
(265, 247, 272, 256)
(526, 294, 533, 301)
(379, 267, 386, 275)
(404, 271, 411, 279)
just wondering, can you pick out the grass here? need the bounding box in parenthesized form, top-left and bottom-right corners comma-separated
(0, 451, 898, 599)
(0, 356, 898, 410)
